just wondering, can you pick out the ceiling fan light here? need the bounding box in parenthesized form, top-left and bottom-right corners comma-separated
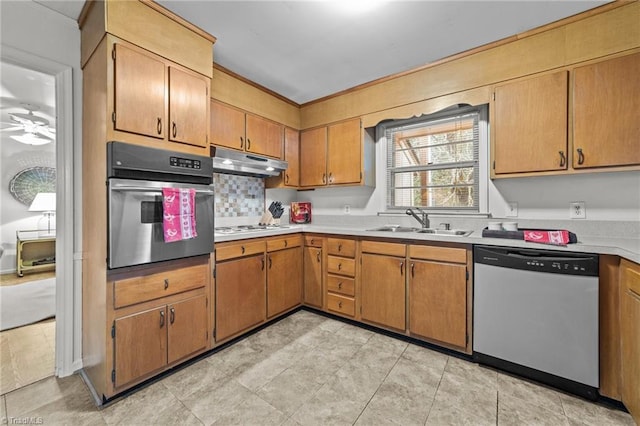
(10, 134, 52, 145)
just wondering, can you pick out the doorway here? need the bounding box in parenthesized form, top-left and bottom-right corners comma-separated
(0, 61, 57, 394)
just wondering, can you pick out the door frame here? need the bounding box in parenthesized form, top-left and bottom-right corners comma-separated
(1, 45, 78, 377)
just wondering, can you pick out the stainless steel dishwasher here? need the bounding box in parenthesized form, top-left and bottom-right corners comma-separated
(473, 245, 599, 399)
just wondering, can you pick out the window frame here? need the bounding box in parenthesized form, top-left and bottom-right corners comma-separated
(380, 105, 487, 213)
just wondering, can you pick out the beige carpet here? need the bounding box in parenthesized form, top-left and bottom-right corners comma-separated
(0, 271, 56, 395)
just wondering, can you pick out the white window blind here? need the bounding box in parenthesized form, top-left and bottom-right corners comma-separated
(385, 107, 480, 210)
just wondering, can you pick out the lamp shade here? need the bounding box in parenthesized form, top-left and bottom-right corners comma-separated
(29, 192, 56, 212)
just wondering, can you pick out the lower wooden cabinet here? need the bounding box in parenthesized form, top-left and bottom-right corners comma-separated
(303, 238, 324, 308)
(216, 252, 266, 341)
(267, 246, 303, 318)
(167, 295, 208, 364)
(326, 237, 357, 318)
(408, 245, 470, 351)
(360, 241, 406, 331)
(620, 259, 640, 423)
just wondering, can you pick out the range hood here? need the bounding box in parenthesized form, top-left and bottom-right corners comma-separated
(210, 146, 287, 178)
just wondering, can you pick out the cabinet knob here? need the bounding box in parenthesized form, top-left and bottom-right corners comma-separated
(559, 151, 566, 167)
(157, 117, 162, 135)
(338, 244, 342, 252)
(338, 263, 342, 270)
(338, 282, 343, 289)
(310, 239, 315, 245)
(164, 279, 169, 290)
(577, 148, 585, 165)
(338, 301, 343, 309)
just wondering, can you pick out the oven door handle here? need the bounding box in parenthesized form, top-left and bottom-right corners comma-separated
(110, 185, 214, 195)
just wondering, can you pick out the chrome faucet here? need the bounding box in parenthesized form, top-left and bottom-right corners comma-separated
(406, 208, 429, 228)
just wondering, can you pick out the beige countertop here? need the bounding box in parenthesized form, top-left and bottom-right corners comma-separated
(214, 224, 640, 264)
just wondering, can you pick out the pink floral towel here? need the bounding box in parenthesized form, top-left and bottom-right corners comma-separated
(162, 188, 197, 243)
(523, 230, 570, 246)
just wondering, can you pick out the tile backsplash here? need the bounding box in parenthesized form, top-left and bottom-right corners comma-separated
(213, 173, 264, 217)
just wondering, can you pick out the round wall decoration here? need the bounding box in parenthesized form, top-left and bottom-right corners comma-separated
(9, 166, 56, 206)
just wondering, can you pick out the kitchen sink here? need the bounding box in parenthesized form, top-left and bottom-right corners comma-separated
(366, 226, 419, 232)
(415, 229, 473, 237)
(366, 226, 472, 237)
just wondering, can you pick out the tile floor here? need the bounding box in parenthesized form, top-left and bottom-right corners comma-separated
(1, 310, 635, 425)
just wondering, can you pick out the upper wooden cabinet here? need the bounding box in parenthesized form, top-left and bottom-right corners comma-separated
(113, 43, 209, 149)
(620, 259, 640, 424)
(210, 99, 283, 159)
(492, 71, 568, 175)
(300, 118, 373, 188)
(266, 127, 300, 188)
(573, 52, 640, 169)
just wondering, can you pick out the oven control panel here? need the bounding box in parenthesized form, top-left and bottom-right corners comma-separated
(170, 156, 201, 169)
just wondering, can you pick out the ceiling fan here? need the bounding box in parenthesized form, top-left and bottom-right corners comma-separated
(1, 104, 55, 145)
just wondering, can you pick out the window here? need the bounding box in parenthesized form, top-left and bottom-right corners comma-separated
(384, 106, 484, 211)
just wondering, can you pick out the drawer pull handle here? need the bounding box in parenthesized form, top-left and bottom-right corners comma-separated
(577, 148, 585, 165)
(159, 310, 165, 328)
(328, 172, 333, 183)
(261, 257, 265, 270)
(164, 279, 169, 290)
(411, 263, 415, 278)
(317, 251, 321, 263)
(338, 244, 342, 252)
(240, 137, 244, 149)
(269, 256, 272, 269)
(338, 282, 343, 289)
(400, 261, 404, 275)
(247, 138, 251, 150)
(157, 117, 162, 135)
(559, 151, 566, 167)
(170, 307, 175, 324)
(310, 239, 315, 245)
(322, 173, 326, 184)
(284, 240, 288, 247)
(338, 301, 343, 309)
(285, 174, 289, 184)
(241, 246, 245, 254)
(338, 263, 342, 271)
(172, 121, 177, 138)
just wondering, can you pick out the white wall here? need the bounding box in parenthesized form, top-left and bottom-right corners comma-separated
(270, 127, 640, 222)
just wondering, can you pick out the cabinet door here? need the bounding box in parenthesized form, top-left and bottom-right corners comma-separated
(573, 52, 640, 169)
(361, 253, 406, 331)
(267, 247, 303, 318)
(114, 306, 167, 388)
(283, 127, 300, 187)
(620, 260, 640, 423)
(210, 100, 246, 150)
(167, 295, 208, 364)
(493, 71, 568, 174)
(327, 118, 361, 184)
(303, 246, 323, 308)
(246, 114, 284, 158)
(168, 67, 209, 147)
(216, 254, 266, 341)
(300, 127, 327, 187)
(113, 44, 166, 139)
(409, 260, 467, 348)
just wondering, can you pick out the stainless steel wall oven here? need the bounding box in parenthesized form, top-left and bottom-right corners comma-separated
(107, 142, 214, 269)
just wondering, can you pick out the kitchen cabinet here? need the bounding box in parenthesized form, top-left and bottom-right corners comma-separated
(266, 127, 300, 188)
(300, 118, 370, 188)
(303, 236, 324, 308)
(215, 240, 266, 342)
(408, 245, 470, 351)
(492, 71, 568, 175)
(360, 241, 406, 331)
(620, 259, 640, 424)
(326, 237, 357, 318)
(113, 294, 208, 389)
(266, 235, 303, 318)
(210, 99, 283, 159)
(573, 52, 640, 169)
(113, 43, 209, 148)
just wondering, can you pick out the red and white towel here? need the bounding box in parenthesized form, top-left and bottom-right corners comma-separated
(162, 188, 197, 243)
(523, 230, 570, 246)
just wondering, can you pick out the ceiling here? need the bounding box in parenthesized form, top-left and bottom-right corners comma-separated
(38, 0, 608, 104)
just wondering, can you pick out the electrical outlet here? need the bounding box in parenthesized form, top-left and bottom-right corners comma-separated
(343, 204, 351, 214)
(506, 202, 518, 217)
(570, 202, 586, 219)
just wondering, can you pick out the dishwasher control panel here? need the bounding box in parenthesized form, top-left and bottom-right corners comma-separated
(474, 246, 598, 276)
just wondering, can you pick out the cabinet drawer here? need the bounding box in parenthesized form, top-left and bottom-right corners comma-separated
(327, 238, 356, 257)
(327, 293, 355, 317)
(409, 245, 467, 264)
(327, 275, 355, 297)
(113, 263, 208, 308)
(361, 240, 406, 257)
(327, 256, 356, 277)
(216, 241, 265, 261)
(267, 234, 302, 252)
(304, 235, 323, 248)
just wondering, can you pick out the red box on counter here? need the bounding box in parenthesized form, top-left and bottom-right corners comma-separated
(290, 202, 312, 224)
